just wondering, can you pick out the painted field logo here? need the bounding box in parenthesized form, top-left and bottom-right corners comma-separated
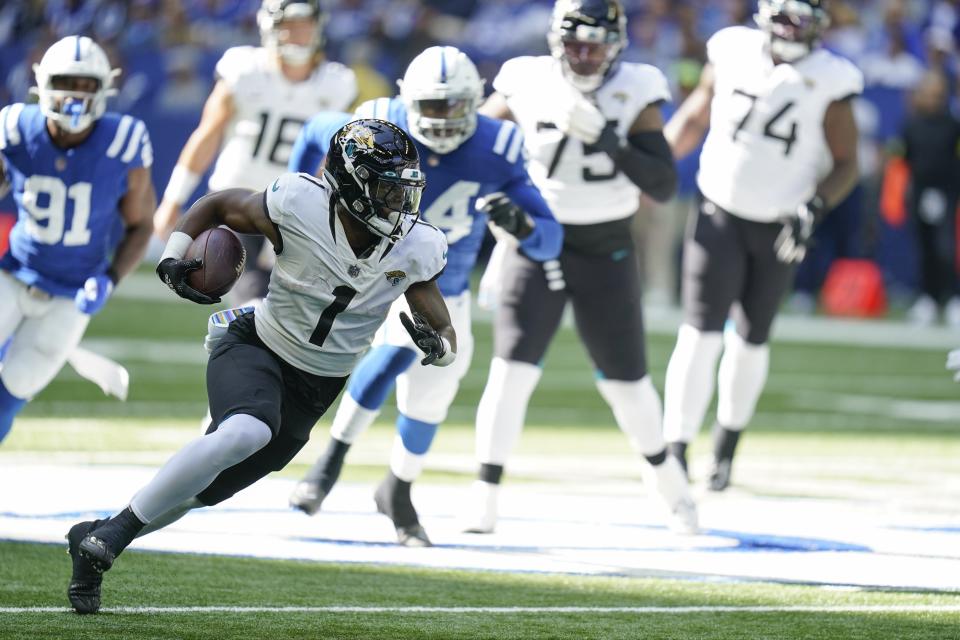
(385, 270, 406, 286)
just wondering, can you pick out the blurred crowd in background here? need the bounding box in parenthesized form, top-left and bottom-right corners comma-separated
(1, 0, 959, 323)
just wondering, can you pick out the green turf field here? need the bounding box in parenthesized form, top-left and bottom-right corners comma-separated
(2, 282, 959, 638)
(3, 540, 960, 640)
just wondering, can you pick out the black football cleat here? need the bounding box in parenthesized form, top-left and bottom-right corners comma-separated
(374, 471, 432, 547)
(667, 442, 689, 478)
(395, 523, 432, 548)
(291, 439, 351, 515)
(709, 425, 741, 492)
(66, 519, 106, 615)
(707, 459, 733, 492)
(79, 533, 117, 573)
(289, 480, 329, 516)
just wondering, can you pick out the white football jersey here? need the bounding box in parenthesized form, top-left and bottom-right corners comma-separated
(208, 46, 357, 192)
(493, 56, 671, 225)
(697, 27, 864, 222)
(255, 172, 448, 377)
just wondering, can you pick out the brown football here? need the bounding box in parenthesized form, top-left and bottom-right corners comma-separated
(184, 228, 247, 298)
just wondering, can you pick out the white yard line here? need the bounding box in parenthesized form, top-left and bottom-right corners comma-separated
(2, 605, 960, 614)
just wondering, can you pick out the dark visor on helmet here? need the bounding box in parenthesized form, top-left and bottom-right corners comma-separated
(367, 166, 425, 214)
(769, 9, 821, 43)
(415, 98, 472, 120)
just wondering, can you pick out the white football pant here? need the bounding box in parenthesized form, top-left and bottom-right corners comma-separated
(0, 270, 89, 399)
(329, 291, 474, 485)
(330, 291, 475, 449)
(662, 324, 723, 444)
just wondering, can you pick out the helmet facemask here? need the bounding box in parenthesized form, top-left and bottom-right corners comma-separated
(399, 46, 484, 154)
(408, 96, 479, 154)
(41, 76, 105, 133)
(258, 0, 324, 66)
(756, 0, 830, 63)
(32, 37, 119, 134)
(344, 164, 425, 241)
(548, 0, 627, 93)
(324, 121, 426, 242)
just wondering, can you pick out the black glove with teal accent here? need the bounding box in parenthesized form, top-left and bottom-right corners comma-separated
(478, 192, 534, 240)
(399, 311, 448, 366)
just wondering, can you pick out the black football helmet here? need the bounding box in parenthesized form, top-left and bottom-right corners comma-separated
(755, 0, 830, 63)
(258, 0, 325, 65)
(324, 119, 426, 241)
(548, 0, 627, 93)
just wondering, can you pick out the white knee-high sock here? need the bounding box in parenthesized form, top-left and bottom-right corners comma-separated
(129, 414, 272, 523)
(475, 358, 542, 465)
(663, 324, 724, 443)
(329, 392, 379, 444)
(716, 331, 769, 430)
(389, 435, 424, 482)
(596, 376, 665, 457)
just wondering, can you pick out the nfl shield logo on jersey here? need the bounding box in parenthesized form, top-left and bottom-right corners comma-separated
(384, 270, 406, 286)
(347, 264, 361, 278)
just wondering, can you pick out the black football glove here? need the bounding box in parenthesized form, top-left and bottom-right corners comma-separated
(478, 192, 534, 240)
(590, 121, 623, 157)
(399, 311, 447, 366)
(774, 196, 824, 265)
(156, 257, 220, 304)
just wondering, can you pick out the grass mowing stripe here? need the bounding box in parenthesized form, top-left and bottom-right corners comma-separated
(5, 605, 960, 614)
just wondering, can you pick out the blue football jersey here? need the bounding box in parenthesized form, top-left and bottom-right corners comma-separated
(0, 103, 152, 297)
(288, 110, 352, 178)
(289, 98, 560, 297)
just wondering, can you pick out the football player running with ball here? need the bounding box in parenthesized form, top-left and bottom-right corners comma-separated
(286, 47, 562, 547)
(466, 0, 696, 534)
(0, 36, 155, 444)
(66, 120, 451, 614)
(661, 0, 862, 490)
(153, 0, 357, 302)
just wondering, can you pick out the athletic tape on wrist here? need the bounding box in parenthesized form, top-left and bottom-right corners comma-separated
(163, 165, 201, 205)
(160, 231, 194, 262)
(434, 337, 456, 367)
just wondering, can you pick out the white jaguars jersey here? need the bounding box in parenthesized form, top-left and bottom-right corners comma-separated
(255, 172, 447, 377)
(208, 46, 357, 192)
(697, 27, 864, 222)
(493, 56, 671, 225)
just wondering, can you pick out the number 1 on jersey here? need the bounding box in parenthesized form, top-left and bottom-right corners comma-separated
(310, 285, 357, 347)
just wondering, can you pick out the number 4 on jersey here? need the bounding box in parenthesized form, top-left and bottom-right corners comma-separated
(421, 181, 480, 244)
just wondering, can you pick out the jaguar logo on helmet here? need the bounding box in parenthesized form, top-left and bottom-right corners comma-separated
(351, 126, 376, 150)
(324, 119, 427, 242)
(548, 0, 627, 93)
